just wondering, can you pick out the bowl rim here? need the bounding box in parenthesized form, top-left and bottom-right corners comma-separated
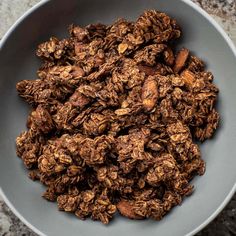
(0, 0, 236, 235)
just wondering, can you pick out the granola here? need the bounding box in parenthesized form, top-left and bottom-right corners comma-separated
(16, 10, 219, 224)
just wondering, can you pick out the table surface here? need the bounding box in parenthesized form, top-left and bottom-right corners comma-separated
(0, 0, 236, 235)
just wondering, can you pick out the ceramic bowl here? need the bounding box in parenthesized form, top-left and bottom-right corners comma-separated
(0, 0, 236, 235)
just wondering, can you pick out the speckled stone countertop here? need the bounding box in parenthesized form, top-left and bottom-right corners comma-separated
(0, 0, 236, 235)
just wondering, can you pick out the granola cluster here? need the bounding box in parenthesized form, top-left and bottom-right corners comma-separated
(16, 10, 219, 224)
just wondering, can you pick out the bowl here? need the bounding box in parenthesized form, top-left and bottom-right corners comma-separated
(0, 0, 236, 235)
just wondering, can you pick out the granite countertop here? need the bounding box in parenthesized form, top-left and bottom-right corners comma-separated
(0, 0, 236, 235)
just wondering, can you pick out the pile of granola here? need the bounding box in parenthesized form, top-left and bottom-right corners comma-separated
(16, 10, 219, 224)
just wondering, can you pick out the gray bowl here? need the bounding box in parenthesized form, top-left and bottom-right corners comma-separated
(0, 0, 236, 236)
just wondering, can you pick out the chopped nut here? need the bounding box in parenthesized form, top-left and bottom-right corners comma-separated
(181, 69, 196, 88)
(71, 66, 85, 78)
(163, 47, 175, 66)
(117, 200, 144, 219)
(138, 64, 158, 76)
(174, 48, 190, 73)
(118, 43, 128, 54)
(69, 89, 91, 108)
(115, 108, 131, 116)
(142, 77, 158, 111)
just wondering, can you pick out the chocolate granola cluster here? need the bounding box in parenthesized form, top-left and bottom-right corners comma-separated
(16, 10, 219, 224)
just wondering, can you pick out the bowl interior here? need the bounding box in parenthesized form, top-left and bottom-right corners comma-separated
(0, 0, 236, 236)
